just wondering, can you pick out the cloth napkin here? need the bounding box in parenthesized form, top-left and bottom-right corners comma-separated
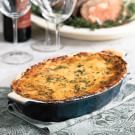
(7, 77, 135, 134)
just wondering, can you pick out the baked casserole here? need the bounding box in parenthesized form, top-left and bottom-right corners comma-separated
(11, 51, 127, 102)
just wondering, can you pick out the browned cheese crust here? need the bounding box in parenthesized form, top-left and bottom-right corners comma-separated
(11, 52, 127, 102)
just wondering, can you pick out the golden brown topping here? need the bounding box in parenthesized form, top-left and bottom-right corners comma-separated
(11, 51, 127, 102)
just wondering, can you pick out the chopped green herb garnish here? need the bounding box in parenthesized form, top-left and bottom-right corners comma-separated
(77, 63, 83, 67)
(53, 65, 68, 70)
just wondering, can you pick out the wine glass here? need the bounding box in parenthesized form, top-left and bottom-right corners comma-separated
(31, 2, 54, 52)
(31, 0, 77, 52)
(0, 0, 33, 65)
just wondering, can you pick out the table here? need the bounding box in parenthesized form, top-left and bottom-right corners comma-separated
(0, 13, 135, 135)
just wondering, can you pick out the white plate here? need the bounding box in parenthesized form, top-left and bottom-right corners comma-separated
(31, 14, 135, 41)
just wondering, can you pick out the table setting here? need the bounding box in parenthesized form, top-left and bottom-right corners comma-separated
(0, 0, 135, 135)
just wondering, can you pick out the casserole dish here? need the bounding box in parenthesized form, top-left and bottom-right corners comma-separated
(8, 51, 127, 122)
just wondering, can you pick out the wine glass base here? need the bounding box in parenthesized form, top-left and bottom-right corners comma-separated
(1, 51, 33, 65)
(31, 43, 62, 52)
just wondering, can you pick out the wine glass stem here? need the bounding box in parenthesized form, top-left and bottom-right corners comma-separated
(55, 23, 60, 48)
(45, 22, 51, 44)
(12, 18, 18, 46)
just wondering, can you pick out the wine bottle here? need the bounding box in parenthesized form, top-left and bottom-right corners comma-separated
(3, 10, 31, 43)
